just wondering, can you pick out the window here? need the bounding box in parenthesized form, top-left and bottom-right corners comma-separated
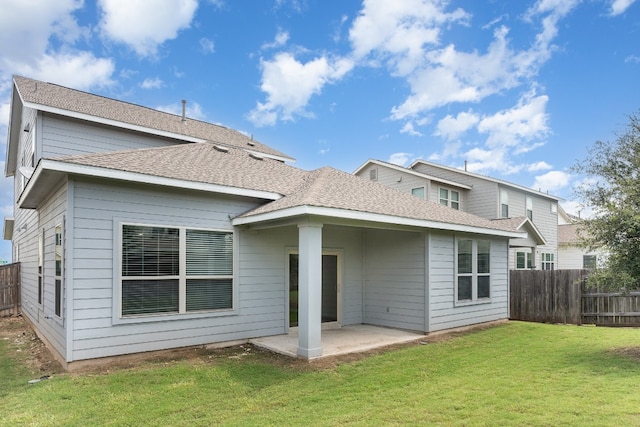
(500, 189, 509, 218)
(541, 253, 555, 270)
(456, 239, 491, 302)
(439, 188, 460, 210)
(516, 251, 532, 269)
(121, 224, 233, 317)
(583, 255, 597, 269)
(526, 196, 533, 221)
(411, 187, 425, 199)
(551, 203, 557, 213)
(54, 224, 63, 318)
(38, 230, 43, 305)
(451, 191, 460, 210)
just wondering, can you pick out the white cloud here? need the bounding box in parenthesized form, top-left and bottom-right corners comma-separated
(349, 0, 469, 75)
(610, 0, 636, 16)
(262, 31, 290, 50)
(199, 37, 215, 54)
(625, 55, 640, 63)
(140, 77, 164, 89)
(477, 92, 550, 149)
(0, 1, 114, 90)
(532, 170, 571, 193)
(400, 122, 423, 137)
(434, 111, 479, 140)
(98, 0, 198, 57)
(157, 101, 207, 121)
(463, 147, 522, 175)
(0, 0, 84, 67)
(527, 161, 553, 172)
(388, 152, 413, 166)
(248, 52, 354, 126)
(12, 52, 115, 90)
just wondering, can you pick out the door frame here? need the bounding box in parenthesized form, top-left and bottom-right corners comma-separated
(285, 248, 343, 332)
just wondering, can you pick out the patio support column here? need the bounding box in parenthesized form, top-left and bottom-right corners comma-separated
(297, 221, 323, 358)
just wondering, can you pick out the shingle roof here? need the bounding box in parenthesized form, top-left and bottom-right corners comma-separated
(54, 144, 522, 235)
(559, 224, 581, 244)
(13, 75, 293, 161)
(238, 166, 523, 233)
(59, 143, 306, 196)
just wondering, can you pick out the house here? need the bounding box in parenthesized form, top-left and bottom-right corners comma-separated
(4, 76, 524, 368)
(557, 206, 603, 269)
(354, 159, 559, 271)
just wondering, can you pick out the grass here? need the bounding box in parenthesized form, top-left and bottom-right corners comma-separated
(2, 321, 640, 426)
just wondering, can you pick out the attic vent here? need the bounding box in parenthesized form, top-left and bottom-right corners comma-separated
(247, 141, 255, 147)
(213, 145, 229, 153)
(249, 153, 264, 161)
(369, 168, 378, 181)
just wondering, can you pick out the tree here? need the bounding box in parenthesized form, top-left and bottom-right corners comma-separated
(572, 112, 640, 290)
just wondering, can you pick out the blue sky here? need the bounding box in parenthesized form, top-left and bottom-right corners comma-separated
(0, 0, 639, 262)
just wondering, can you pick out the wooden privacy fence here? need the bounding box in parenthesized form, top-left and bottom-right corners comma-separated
(510, 270, 584, 325)
(510, 269, 640, 326)
(0, 262, 20, 317)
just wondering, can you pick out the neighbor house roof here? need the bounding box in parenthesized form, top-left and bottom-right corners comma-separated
(353, 159, 472, 190)
(490, 216, 547, 245)
(559, 223, 582, 245)
(410, 159, 563, 202)
(7, 75, 293, 170)
(20, 143, 524, 238)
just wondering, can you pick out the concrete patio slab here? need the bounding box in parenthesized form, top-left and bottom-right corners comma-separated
(250, 324, 424, 359)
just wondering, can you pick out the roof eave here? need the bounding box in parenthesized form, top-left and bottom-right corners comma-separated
(18, 159, 283, 209)
(232, 205, 525, 238)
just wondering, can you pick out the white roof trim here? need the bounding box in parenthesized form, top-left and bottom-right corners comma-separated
(516, 217, 547, 246)
(21, 101, 206, 145)
(19, 159, 282, 207)
(353, 159, 472, 190)
(410, 159, 564, 201)
(232, 205, 524, 238)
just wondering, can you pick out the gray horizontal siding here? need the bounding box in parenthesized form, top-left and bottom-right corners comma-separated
(70, 178, 278, 361)
(428, 231, 509, 332)
(364, 229, 425, 332)
(41, 114, 186, 159)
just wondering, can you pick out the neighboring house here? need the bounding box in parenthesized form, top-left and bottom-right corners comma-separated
(557, 205, 604, 269)
(354, 159, 559, 270)
(4, 76, 524, 368)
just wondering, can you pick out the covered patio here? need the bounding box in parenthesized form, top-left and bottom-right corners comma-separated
(250, 324, 425, 359)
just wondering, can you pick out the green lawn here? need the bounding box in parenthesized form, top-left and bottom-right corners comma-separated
(2, 321, 640, 426)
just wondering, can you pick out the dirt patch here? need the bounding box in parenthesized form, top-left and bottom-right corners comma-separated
(0, 315, 65, 376)
(0, 315, 505, 375)
(611, 346, 640, 361)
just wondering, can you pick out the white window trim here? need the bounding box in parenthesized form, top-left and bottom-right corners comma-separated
(54, 223, 63, 319)
(411, 186, 426, 199)
(526, 196, 533, 221)
(500, 189, 509, 218)
(439, 188, 460, 209)
(515, 251, 532, 270)
(541, 252, 555, 270)
(112, 220, 239, 324)
(454, 238, 492, 306)
(37, 228, 44, 306)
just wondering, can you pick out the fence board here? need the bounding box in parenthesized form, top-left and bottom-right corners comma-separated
(0, 263, 20, 317)
(509, 269, 584, 325)
(510, 269, 640, 326)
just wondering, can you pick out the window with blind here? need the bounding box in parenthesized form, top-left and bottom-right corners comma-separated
(121, 224, 233, 317)
(456, 239, 491, 303)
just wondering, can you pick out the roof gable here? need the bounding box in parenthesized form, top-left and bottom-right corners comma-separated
(411, 159, 563, 201)
(11, 75, 294, 162)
